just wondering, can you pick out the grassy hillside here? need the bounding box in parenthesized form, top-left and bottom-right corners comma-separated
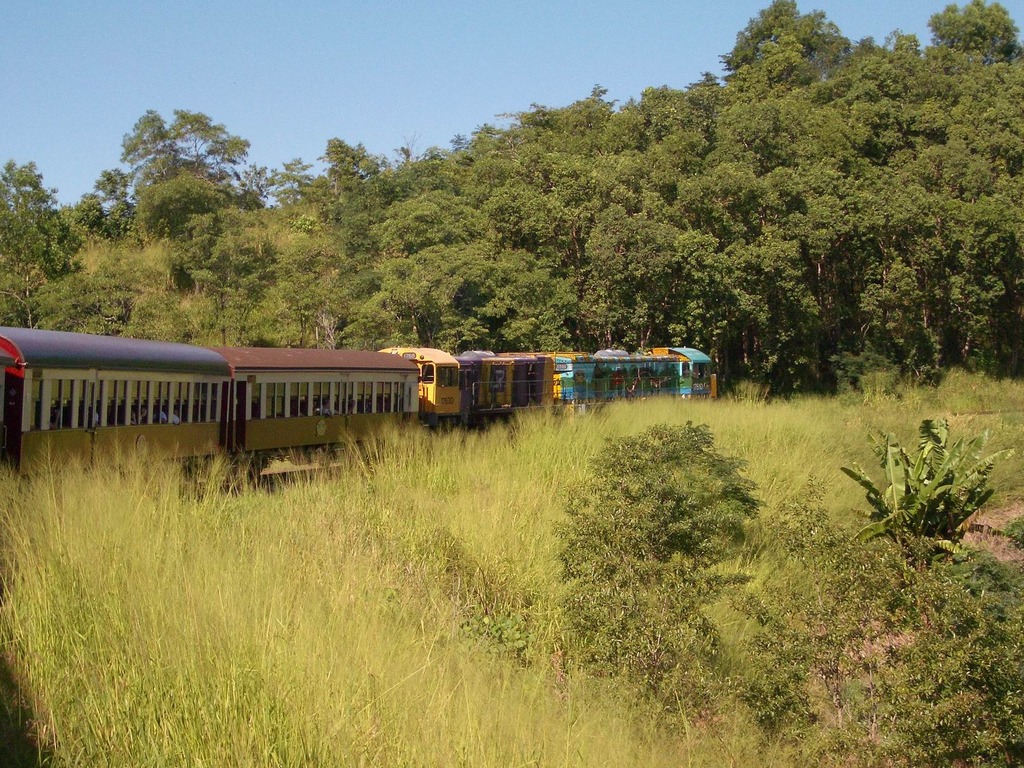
(2, 373, 1023, 766)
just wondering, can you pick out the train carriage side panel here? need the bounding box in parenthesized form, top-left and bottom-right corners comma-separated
(213, 347, 418, 453)
(652, 347, 714, 397)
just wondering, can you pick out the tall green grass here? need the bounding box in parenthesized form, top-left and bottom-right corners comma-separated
(2, 373, 1023, 766)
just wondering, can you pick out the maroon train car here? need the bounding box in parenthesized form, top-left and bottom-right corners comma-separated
(211, 347, 419, 453)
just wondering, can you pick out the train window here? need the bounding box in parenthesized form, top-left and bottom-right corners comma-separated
(489, 366, 506, 394)
(421, 364, 435, 384)
(154, 382, 168, 424)
(119, 381, 129, 426)
(358, 382, 370, 414)
(268, 382, 285, 419)
(377, 381, 391, 412)
(249, 383, 261, 420)
(182, 382, 192, 424)
(438, 366, 457, 387)
(74, 381, 91, 429)
(295, 381, 310, 417)
(327, 381, 338, 415)
(340, 382, 350, 414)
(170, 382, 184, 424)
(145, 380, 155, 424)
(312, 382, 333, 416)
(193, 383, 205, 422)
(396, 382, 404, 413)
(80, 381, 93, 428)
(129, 381, 141, 425)
(47, 379, 70, 430)
(209, 382, 219, 422)
(203, 383, 212, 421)
(107, 381, 123, 426)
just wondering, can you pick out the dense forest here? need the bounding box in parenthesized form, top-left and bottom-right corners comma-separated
(2, 0, 1023, 393)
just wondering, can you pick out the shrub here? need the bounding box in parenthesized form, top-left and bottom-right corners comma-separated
(738, 498, 1024, 765)
(558, 423, 757, 712)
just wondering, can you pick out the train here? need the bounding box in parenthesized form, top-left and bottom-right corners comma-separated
(379, 346, 715, 427)
(0, 327, 714, 470)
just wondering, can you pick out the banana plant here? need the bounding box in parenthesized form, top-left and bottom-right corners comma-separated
(842, 418, 1013, 555)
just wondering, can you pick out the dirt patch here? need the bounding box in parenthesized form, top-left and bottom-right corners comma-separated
(965, 501, 1024, 564)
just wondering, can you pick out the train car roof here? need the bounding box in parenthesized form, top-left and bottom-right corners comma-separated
(0, 327, 232, 376)
(455, 350, 497, 361)
(379, 347, 459, 365)
(664, 347, 712, 364)
(494, 352, 550, 362)
(212, 347, 418, 373)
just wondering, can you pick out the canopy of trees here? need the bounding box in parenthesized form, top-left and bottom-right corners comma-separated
(6, 0, 1024, 393)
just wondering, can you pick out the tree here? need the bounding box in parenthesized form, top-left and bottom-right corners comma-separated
(321, 138, 383, 196)
(35, 246, 164, 336)
(68, 169, 136, 240)
(268, 159, 315, 207)
(180, 210, 276, 345)
(134, 174, 230, 245)
(121, 109, 251, 189)
(723, 0, 851, 82)
(0, 161, 80, 326)
(929, 0, 1021, 63)
(274, 230, 348, 347)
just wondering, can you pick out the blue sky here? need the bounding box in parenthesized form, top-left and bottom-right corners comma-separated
(3, 0, 1021, 204)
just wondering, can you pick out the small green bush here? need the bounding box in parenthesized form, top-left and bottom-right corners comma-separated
(558, 422, 757, 713)
(1005, 516, 1024, 549)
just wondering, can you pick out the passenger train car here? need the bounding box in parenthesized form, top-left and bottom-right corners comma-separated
(0, 348, 15, 462)
(0, 327, 232, 469)
(212, 347, 418, 453)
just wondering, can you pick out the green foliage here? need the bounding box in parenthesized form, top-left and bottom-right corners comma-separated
(830, 346, 903, 397)
(461, 610, 535, 664)
(842, 418, 1013, 556)
(122, 109, 251, 189)
(929, 0, 1021, 63)
(0, 160, 80, 326)
(739, 498, 1024, 765)
(5, 384, 1024, 765)
(559, 423, 757, 711)
(135, 174, 230, 243)
(723, 0, 851, 82)
(1005, 516, 1024, 548)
